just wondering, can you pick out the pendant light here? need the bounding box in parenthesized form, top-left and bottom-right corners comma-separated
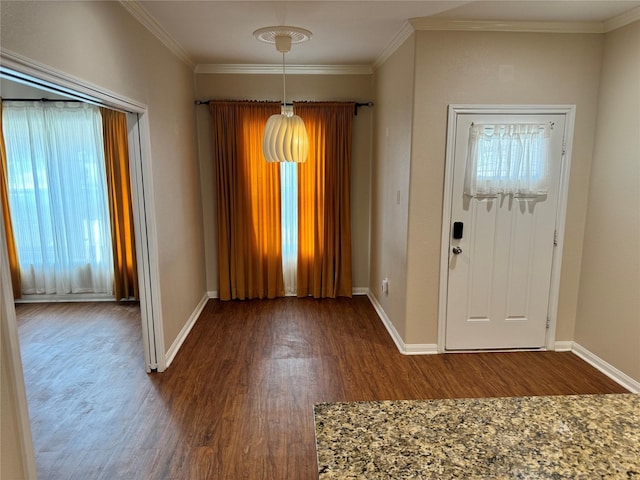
(254, 26, 311, 163)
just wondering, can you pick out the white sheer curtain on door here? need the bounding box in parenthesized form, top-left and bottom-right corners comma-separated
(464, 123, 551, 197)
(3, 101, 114, 295)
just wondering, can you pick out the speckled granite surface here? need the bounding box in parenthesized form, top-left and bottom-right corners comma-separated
(314, 394, 640, 479)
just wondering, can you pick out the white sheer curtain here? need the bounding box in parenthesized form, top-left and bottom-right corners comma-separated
(3, 101, 114, 295)
(464, 123, 551, 197)
(280, 162, 297, 295)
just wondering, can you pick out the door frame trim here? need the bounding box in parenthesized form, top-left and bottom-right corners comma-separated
(437, 104, 576, 353)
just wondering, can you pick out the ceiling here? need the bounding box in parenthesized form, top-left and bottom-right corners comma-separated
(134, 1, 640, 67)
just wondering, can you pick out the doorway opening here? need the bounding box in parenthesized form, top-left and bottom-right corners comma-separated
(0, 59, 163, 372)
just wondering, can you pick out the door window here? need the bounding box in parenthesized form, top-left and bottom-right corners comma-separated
(464, 123, 551, 198)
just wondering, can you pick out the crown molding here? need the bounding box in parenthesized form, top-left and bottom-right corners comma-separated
(409, 17, 606, 34)
(195, 64, 373, 75)
(604, 6, 640, 32)
(371, 14, 629, 71)
(119, 0, 195, 69)
(373, 21, 415, 70)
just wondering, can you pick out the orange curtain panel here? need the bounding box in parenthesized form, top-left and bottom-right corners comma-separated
(0, 99, 22, 299)
(294, 102, 354, 298)
(100, 108, 139, 301)
(209, 101, 285, 300)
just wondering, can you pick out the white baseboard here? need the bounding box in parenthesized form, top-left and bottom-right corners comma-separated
(570, 342, 640, 393)
(404, 343, 439, 355)
(554, 341, 574, 352)
(164, 293, 209, 368)
(366, 291, 438, 355)
(366, 291, 405, 353)
(207, 289, 367, 298)
(15, 293, 115, 303)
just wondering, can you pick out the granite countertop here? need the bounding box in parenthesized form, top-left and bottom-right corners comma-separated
(314, 394, 640, 479)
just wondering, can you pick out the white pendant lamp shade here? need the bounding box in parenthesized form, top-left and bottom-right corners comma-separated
(263, 108, 309, 163)
(255, 26, 311, 163)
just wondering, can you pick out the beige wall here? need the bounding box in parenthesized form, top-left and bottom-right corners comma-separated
(195, 73, 373, 293)
(0, 1, 206, 353)
(575, 21, 640, 382)
(370, 36, 416, 339)
(374, 30, 604, 345)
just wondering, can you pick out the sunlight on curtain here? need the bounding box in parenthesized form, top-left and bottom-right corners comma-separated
(3, 102, 114, 295)
(241, 106, 284, 298)
(464, 123, 551, 197)
(295, 102, 354, 298)
(280, 162, 298, 295)
(209, 101, 284, 300)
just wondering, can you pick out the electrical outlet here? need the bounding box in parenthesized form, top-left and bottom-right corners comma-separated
(381, 278, 389, 294)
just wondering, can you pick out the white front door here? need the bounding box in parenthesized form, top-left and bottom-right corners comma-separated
(445, 112, 566, 350)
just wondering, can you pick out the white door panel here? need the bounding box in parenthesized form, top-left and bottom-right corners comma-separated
(445, 113, 565, 350)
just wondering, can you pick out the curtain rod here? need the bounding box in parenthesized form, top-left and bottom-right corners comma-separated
(471, 121, 555, 128)
(2, 98, 83, 103)
(195, 100, 374, 115)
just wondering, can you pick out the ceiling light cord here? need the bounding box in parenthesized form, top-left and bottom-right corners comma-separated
(282, 51, 287, 110)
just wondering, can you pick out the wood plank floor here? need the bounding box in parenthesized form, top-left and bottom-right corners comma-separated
(16, 296, 627, 479)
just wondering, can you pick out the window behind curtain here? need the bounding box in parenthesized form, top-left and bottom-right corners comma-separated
(3, 102, 114, 295)
(280, 162, 298, 295)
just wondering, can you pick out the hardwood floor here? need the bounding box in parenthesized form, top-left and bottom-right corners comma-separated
(16, 297, 627, 479)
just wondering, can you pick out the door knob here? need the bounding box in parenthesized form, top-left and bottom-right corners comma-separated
(452, 246, 462, 255)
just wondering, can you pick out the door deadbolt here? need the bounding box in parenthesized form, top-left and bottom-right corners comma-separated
(452, 246, 462, 255)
